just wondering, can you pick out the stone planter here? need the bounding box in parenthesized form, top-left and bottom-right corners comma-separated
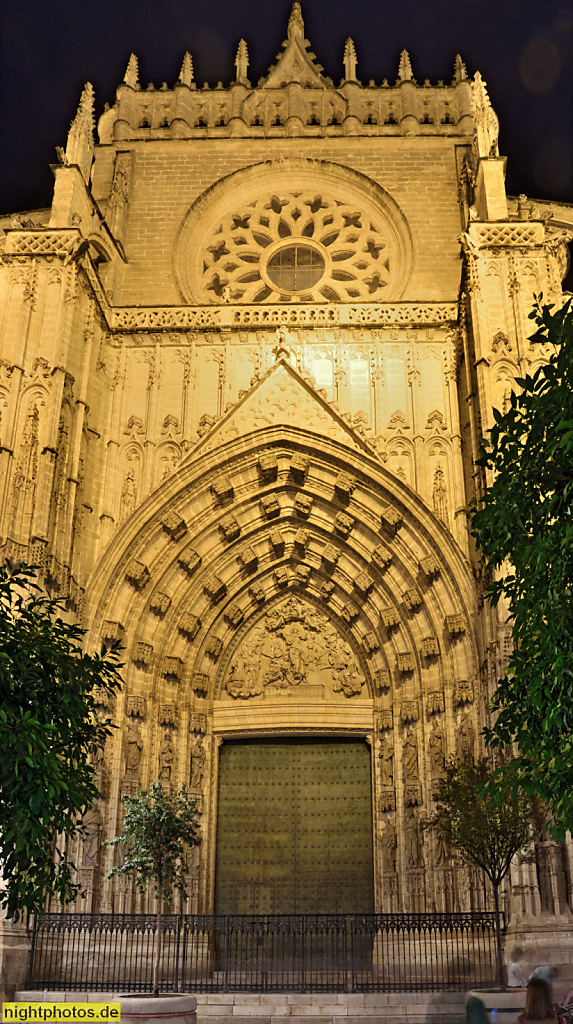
(466, 989, 526, 1023)
(118, 994, 197, 1024)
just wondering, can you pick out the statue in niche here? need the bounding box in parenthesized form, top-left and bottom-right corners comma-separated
(404, 812, 424, 870)
(158, 732, 175, 791)
(379, 739, 394, 788)
(432, 465, 449, 526)
(119, 466, 137, 522)
(186, 844, 200, 879)
(80, 807, 102, 868)
(434, 831, 452, 867)
(456, 715, 475, 759)
(89, 737, 106, 776)
(125, 722, 143, 779)
(12, 404, 40, 531)
(402, 731, 419, 783)
(225, 596, 365, 699)
(381, 819, 397, 874)
(428, 724, 446, 780)
(189, 733, 206, 789)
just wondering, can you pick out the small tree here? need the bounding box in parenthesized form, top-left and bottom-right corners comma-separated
(0, 561, 122, 919)
(471, 298, 573, 837)
(106, 781, 200, 997)
(430, 756, 532, 987)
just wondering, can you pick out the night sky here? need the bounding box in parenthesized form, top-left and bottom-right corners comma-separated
(1, 0, 572, 216)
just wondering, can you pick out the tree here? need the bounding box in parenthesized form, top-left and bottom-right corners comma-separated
(0, 561, 122, 920)
(471, 297, 573, 838)
(430, 756, 532, 987)
(106, 782, 201, 997)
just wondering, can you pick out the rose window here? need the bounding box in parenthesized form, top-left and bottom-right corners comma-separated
(200, 191, 394, 303)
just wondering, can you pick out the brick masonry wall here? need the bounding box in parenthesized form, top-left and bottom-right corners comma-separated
(92, 136, 467, 306)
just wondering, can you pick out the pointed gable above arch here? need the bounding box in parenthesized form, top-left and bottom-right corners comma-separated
(184, 359, 376, 461)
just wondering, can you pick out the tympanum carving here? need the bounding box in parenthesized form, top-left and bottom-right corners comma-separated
(225, 596, 365, 699)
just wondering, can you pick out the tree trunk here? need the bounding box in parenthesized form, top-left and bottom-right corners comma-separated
(492, 881, 504, 990)
(153, 878, 163, 998)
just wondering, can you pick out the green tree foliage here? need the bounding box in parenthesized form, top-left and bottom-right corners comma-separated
(472, 298, 573, 837)
(430, 756, 532, 985)
(0, 561, 122, 919)
(106, 782, 201, 996)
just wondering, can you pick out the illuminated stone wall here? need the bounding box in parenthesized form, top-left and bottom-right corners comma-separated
(1, 3, 572, 932)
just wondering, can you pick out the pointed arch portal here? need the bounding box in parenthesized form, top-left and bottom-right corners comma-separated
(84, 360, 479, 915)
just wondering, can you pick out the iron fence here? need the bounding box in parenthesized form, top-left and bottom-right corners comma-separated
(28, 911, 504, 993)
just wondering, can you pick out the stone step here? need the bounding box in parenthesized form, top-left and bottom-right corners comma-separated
(194, 992, 467, 1024)
(16, 991, 467, 1024)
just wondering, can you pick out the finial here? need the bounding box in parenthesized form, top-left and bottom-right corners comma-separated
(124, 53, 139, 89)
(179, 52, 194, 87)
(343, 38, 358, 82)
(288, 2, 305, 41)
(397, 50, 414, 82)
(452, 54, 467, 84)
(235, 39, 250, 85)
(65, 82, 95, 182)
(471, 71, 499, 158)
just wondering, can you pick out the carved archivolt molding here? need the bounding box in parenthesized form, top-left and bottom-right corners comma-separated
(173, 160, 413, 306)
(83, 423, 477, 724)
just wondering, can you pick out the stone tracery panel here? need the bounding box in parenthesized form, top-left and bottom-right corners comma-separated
(174, 161, 413, 306)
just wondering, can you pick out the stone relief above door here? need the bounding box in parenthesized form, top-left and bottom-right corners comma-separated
(222, 594, 366, 700)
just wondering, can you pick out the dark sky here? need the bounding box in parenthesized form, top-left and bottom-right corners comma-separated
(1, 0, 572, 216)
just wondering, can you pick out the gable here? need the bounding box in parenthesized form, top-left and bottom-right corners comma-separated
(184, 359, 375, 461)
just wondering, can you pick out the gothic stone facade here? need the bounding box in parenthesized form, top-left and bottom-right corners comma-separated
(1, 4, 573, 932)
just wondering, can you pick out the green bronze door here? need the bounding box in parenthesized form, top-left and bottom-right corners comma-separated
(215, 737, 374, 914)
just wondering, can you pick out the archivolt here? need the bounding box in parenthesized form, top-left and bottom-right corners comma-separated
(83, 424, 479, 710)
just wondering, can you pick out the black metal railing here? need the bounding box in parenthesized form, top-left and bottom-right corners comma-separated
(28, 911, 504, 993)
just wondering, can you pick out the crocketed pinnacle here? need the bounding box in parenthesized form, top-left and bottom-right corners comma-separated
(343, 38, 358, 82)
(124, 53, 139, 89)
(235, 39, 250, 85)
(179, 52, 194, 86)
(452, 54, 468, 84)
(288, 2, 305, 41)
(65, 82, 95, 181)
(397, 49, 414, 82)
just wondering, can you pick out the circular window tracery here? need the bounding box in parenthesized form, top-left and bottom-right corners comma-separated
(200, 191, 395, 303)
(175, 162, 413, 305)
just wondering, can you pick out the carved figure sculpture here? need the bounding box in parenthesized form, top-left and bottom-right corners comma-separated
(456, 715, 475, 759)
(404, 813, 424, 870)
(381, 819, 397, 874)
(434, 831, 452, 867)
(186, 843, 200, 878)
(190, 733, 206, 788)
(428, 724, 446, 779)
(159, 732, 175, 788)
(90, 737, 105, 775)
(402, 731, 419, 783)
(432, 465, 449, 525)
(81, 807, 102, 867)
(120, 466, 137, 522)
(125, 722, 143, 778)
(225, 596, 365, 699)
(379, 738, 394, 788)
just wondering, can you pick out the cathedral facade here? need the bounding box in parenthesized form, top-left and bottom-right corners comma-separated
(1, 3, 573, 938)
